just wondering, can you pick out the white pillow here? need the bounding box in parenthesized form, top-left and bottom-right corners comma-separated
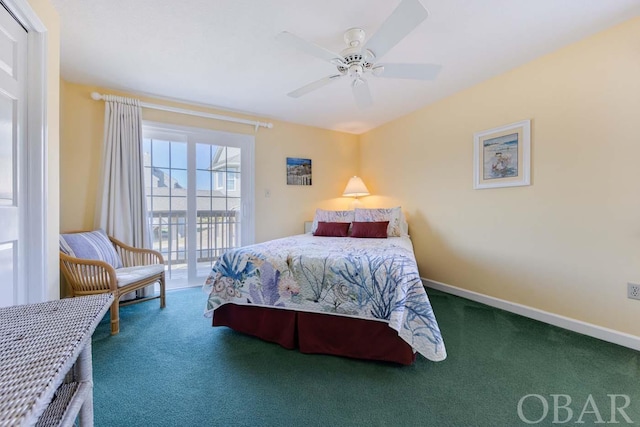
(400, 211, 409, 235)
(311, 209, 355, 233)
(354, 207, 407, 237)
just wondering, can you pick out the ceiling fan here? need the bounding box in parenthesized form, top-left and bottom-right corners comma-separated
(276, 0, 441, 109)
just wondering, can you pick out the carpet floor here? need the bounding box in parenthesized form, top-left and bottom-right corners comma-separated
(91, 287, 640, 426)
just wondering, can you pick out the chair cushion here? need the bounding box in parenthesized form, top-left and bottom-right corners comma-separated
(60, 230, 123, 269)
(116, 264, 164, 287)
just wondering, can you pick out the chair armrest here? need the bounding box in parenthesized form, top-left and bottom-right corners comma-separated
(109, 236, 165, 267)
(59, 252, 117, 293)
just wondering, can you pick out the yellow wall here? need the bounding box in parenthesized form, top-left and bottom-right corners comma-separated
(360, 17, 640, 336)
(60, 82, 359, 244)
(28, 0, 60, 301)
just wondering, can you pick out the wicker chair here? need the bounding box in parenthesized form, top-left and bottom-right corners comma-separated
(59, 231, 166, 335)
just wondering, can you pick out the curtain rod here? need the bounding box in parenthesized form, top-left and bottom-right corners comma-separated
(90, 92, 273, 131)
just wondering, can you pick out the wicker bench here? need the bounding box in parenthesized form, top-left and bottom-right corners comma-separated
(0, 293, 113, 426)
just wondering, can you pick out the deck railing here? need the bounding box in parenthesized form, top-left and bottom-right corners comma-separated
(149, 210, 240, 267)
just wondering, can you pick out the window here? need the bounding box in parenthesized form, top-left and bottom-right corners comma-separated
(213, 168, 237, 192)
(226, 169, 237, 192)
(143, 122, 254, 288)
(214, 171, 224, 191)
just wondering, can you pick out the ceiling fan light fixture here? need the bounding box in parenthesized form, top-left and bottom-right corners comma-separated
(348, 64, 363, 79)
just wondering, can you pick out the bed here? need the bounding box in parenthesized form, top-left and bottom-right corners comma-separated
(203, 209, 447, 365)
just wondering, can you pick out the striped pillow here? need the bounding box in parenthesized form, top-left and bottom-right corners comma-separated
(59, 230, 123, 269)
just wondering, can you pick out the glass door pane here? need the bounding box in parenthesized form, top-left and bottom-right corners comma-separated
(143, 138, 189, 285)
(196, 144, 242, 277)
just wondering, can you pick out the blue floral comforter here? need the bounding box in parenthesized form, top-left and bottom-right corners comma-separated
(203, 234, 446, 361)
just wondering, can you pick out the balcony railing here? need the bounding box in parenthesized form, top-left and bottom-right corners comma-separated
(150, 210, 240, 274)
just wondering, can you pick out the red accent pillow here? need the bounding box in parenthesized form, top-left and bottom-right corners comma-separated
(350, 221, 389, 238)
(313, 221, 350, 237)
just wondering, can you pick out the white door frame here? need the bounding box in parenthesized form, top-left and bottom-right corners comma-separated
(2, 0, 48, 303)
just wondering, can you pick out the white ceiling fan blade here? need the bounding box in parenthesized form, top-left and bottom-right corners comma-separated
(287, 74, 344, 98)
(363, 0, 429, 61)
(373, 63, 442, 80)
(352, 78, 373, 109)
(276, 31, 344, 63)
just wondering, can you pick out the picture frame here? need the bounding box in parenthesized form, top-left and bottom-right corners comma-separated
(286, 157, 312, 185)
(473, 119, 531, 189)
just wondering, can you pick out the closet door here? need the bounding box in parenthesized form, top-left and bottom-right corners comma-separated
(0, 4, 27, 307)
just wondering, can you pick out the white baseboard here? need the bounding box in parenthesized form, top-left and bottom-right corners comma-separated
(423, 278, 640, 352)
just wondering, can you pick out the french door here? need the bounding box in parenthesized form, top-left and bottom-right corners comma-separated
(142, 122, 254, 288)
(0, 5, 26, 307)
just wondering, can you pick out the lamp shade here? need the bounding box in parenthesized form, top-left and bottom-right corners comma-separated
(342, 176, 370, 197)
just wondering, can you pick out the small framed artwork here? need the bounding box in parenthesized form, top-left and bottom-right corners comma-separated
(286, 157, 312, 185)
(473, 119, 531, 189)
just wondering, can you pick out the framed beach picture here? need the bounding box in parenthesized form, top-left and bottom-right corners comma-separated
(473, 120, 531, 189)
(286, 157, 312, 185)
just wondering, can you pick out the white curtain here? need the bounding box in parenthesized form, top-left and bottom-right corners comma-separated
(95, 95, 152, 297)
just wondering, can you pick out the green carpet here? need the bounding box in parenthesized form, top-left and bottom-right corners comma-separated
(91, 288, 640, 426)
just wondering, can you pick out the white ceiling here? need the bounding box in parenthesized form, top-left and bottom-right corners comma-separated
(52, 0, 640, 134)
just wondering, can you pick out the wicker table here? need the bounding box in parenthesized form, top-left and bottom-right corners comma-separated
(0, 293, 113, 427)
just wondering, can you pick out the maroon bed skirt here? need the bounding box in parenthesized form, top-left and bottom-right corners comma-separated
(212, 303, 416, 365)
